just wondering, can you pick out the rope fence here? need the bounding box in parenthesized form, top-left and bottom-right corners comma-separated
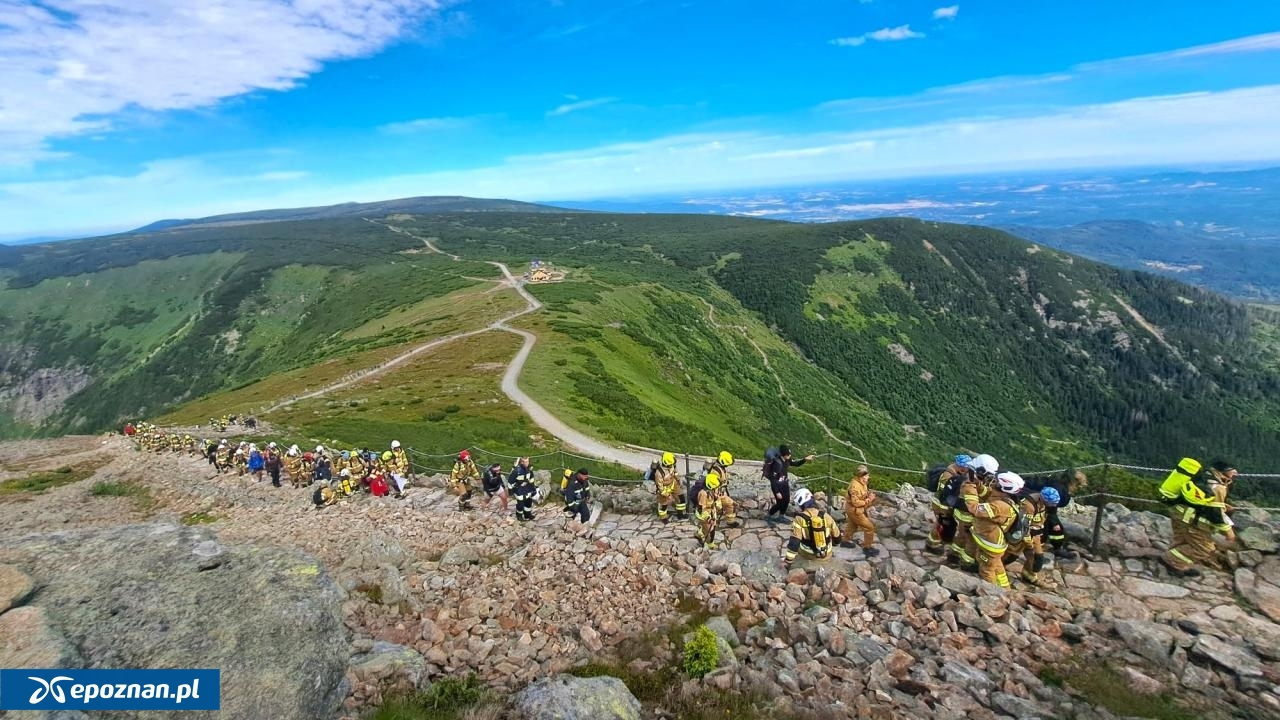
(393, 442, 1280, 555)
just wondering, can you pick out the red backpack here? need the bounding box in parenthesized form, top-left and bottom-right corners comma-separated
(369, 475, 389, 497)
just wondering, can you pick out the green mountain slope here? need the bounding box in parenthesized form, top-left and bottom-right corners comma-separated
(4, 210, 1278, 482)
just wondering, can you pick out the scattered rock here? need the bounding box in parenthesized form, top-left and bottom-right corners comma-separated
(1190, 635, 1264, 678)
(1119, 577, 1191, 599)
(440, 544, 484, 567)
(349, 641, 426, 691)
(1113, 619, 1177, 668)
(1239, 526, 1279, 554)
(934, 565, 981, 596)
(0, 605, 78, 668)
(0, 563, 34, 614)
(513, 675, 642, 720)
(704, 615, 739, 647)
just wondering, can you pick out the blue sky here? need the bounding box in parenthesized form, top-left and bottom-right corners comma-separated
(2, 0, 1279, 238)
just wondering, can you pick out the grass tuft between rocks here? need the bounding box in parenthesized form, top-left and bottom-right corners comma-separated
(2, 465, 96, 495)
(1045, 662, 1195, 720)
(367, 674, 500, 720)
(88, 479, 157, 512)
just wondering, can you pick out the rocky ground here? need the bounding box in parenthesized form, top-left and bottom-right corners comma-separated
(2, 433, 1279, 719)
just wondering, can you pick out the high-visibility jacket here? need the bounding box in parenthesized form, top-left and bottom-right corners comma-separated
(954, 477, 987, 524)
(1158, 457, 1230, 531)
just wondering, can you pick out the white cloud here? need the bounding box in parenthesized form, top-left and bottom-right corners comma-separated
(932, 5, 959, 20)
(1079, 31, 1280, 70)
(831, 25, 925, 47)
(0, 0, 453, 165)
(546, 97, 618, 117)
(7, 84, 1280, 236)
(378, 116, 474, 134)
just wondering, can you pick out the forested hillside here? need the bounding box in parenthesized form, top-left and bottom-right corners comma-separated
(3, 208, 1279, 479)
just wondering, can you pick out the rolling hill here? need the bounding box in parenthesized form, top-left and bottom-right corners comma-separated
(3, 206, 1279, 483)
(129, 196, 573, 233)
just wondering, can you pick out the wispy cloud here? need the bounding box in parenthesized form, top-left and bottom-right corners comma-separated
(933, 5, 960, 20)
(9, 84, 1280, 236)
(0, 0, 455, 166)
(546, 97, 618, 117)
(379, 116, 475, 134)
(1079, 30, 1280, 70)
(830, 25, 925, 47)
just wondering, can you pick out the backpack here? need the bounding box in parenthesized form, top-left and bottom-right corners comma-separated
(370, 476, 389, 497)
(1006, 500, 1030, 544)
(644, 462, 657, 483)
(926, 464, 948, 492)
(312, 486, 325, 507)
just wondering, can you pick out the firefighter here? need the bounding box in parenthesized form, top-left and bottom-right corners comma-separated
(700, 451, 739, 528)
(509, 457, 539, 521)
(215, 440, 232, 474)
(926, 454, 973, 553)
(970, 471, 1023, 589)
(695, 471, 730, 549)
(650, 452, 686, 522)
(950, 454, 999, 569)
(841, 465, 880, 557)
(1007, 486, 1056, 586)
(284, 446, 305, 488)
(336, 468, 358, 497)
(1158, 458, 1238, 577)
(389, 440, 411, 479)
(785, 488, 841, 567)
(450, 450, 480, 510)
(563, 468, 592, 524)
(348, 448, 368, 481)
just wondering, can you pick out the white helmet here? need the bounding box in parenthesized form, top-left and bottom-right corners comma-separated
(268, 442, 277, 449)
(971, 454, 999, 477)
(997, 471, 1025, 495)
(287, 445, 300, 456)
(390, 440, 401, 449)
(340, 469, 351, 478)
(315, 445, 325, 453)
(793, 488, 814, 507)
(249, 444, 257, 451)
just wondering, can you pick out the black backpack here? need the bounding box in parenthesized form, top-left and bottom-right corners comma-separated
(926, 464, 948, 492)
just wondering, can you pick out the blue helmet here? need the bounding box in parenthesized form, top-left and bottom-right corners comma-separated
(341, 451, 350, 459)
(955, 454, 973, 468)
(1041, 487, 1061, 506)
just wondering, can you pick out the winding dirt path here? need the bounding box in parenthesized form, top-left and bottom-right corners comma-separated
(267, 221, 654, 471)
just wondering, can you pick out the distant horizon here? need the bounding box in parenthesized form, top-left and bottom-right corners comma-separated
(5, 161, 1278, 245)
(4, 3, 1280, 238)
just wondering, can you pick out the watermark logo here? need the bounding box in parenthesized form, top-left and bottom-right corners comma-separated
(1, 669, 220, 711)
(28, 675, 71, 704)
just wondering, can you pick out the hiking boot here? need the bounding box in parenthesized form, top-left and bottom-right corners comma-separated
(1053, 546, 1078, 560)
(676, 512, 687, 521)
(863, 547, 881, 557)
(724, 520, 741, 529)
(839, 541, 859, 549)
(661, 515, 670, 524)
(960, 561, 978, 573)
(923, 544, 945, 555)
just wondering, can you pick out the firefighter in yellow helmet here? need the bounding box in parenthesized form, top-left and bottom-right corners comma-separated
(970, 471, 1024, 589)
(699, 451, 739, 527)
(695, 472, 729, 549)
(650, 451, 686, 522)
(1158, 458, 1238, 577)
(785, 488, 841, 567)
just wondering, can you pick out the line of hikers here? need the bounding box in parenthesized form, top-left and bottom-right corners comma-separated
(126, 422, 1242, 580)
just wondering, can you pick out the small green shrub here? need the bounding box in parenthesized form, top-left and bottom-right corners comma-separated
(89, 480, 134, 496)
(366, 674, 491, 720)
(181, 511, 219, 525)
(443, 404, 462, 414)
(683, 625, 719, 679)
(423, 410, 447, 422)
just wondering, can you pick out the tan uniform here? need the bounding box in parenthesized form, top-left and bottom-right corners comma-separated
(786, 506, 841, 565)
(696, 487, 727, 547)
(390, 449, 411, 476)
(1005, 494, 1048, 584)
(451, 459, 480, 509)
(970, 490, 1018, 588)
(844, 475, 877, 549)
(705, 462, 738, 524)
(654, 464, 685, 519)
(283, 455, 304, 487)
(950, 477, 987, 565)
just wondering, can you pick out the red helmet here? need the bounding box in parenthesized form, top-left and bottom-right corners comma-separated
(303, 452, 313, 461)
(458, 450, 470, 461)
